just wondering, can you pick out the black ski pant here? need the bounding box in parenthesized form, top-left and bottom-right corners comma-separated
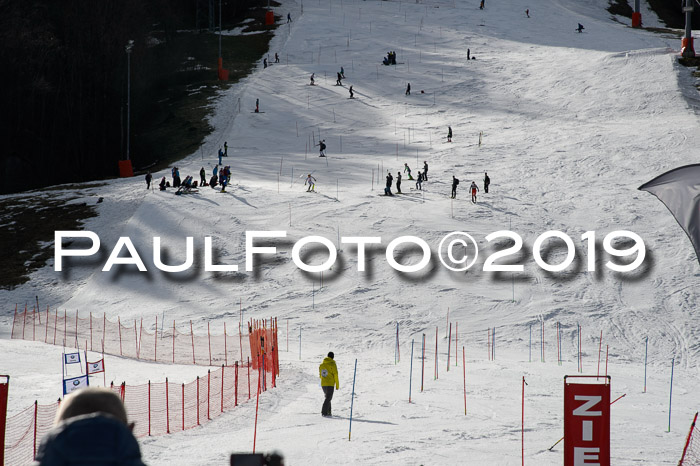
(322, 386, 334, 415)
(452, 187, 457, 198)
(396, 181, 401, 193)
(485, 183, 489, 193)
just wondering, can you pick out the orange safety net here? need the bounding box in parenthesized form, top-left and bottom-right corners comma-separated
(3, 363, 273, 465)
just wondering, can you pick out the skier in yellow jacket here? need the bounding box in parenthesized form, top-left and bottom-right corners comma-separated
(319, 352, 339, 417)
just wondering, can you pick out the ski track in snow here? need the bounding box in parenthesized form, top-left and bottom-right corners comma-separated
(2, 0, 700, 464)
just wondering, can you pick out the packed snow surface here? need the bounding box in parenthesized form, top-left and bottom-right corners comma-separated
(2, 0, 700, 464)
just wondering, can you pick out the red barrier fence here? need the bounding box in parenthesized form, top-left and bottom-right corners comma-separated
(11, 307, 266, 367)
(3, 358, 274, 465)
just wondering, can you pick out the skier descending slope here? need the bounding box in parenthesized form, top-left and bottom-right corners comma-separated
(404, 163, 414, 180)
(484, 172, 490, 193)
(318, 140, 327, 157)
(470, 181, 479, 203)
(451, 176, 459, 199)
(385, 172, 394, 196)
(305, 174, 317, 192)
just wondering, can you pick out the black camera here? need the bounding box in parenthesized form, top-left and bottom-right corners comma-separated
(230, 452, 284, 466)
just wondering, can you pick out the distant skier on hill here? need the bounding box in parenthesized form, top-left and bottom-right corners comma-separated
(340, 66, 345, 78)
(263, 58, 268, 69)
(406, 83, 411, 95)
(287, 13, 292, 23)
(305, 174, 317, 192)
(416, 172, 423, 190)
(385, 172, 394, 196)
(404, 163, 413, 180)
(484, 172, 490, 193)
(349, 85, 354, 98)
(218, 148, 223, 165)
(224, 141, 228, 156)
(447, 126, 452, 142)
(470, 181, 479, 203)
(423, 161, 429, 180)
(451, 176, 459, 199)
(145, 172, 152, 190)
(318, 140, 327, 157)
(255, 98, 260, 113)
(336, 72, 342, 86)
(396, 172, 402, 193)
(577, 23, 584, 33)
(159, 177, 167, 191)
(200, 167, 206, 186)
(310, 73, 315, 85)
(275, 53, 280, 63)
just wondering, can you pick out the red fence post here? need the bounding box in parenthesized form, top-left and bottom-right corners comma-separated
(134, 320, 138, 359)
(89, 312, 93, 350)
(207, 370, 211, 420)
(33, 400, 38, 460)
(248, 357, 251, 399)
(155, 315, 158, 362)
(166, 378, 170, 434)
(22, 308, 26, 340)
(235, 362, 239, 407)
(181, 383, 185, 431)
(102, 313, 106, 352)
(0, 375, 9, 466)
(208, 323, 212, 366)
(196, 376, 200, 425)
(221, 365, 224, 413)
(44, 308, 49, 343)
(148, 381, 151, 436)
(224, 322, 228, 367)
(172, 321, 176, 364)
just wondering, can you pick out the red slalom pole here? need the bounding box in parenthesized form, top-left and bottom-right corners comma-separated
(435, 327, 438, 380)
(253, 364, 261, 453)
(455, 322, 458, 367)
(605, 345, 609, 377)
(522, 376, 527, 466)
(447, 323, 451, 372)
(463, 347, 466, 415)
(421, 334, 425, 392)
(597, 330, 603, 379)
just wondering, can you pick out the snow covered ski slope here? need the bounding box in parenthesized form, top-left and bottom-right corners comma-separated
(2, 0, 700, 464)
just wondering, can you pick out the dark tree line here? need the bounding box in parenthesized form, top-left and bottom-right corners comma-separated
(0, 0, 266, 194)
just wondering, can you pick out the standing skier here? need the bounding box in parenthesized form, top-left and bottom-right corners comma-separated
(451, 176, 459, 199)
(224, 141, 228, 156)
(406, 83, 411, 96)
(577, 23, 584, 33)
(396, 172, 402, 194)
(404, 163, 413, 180)
(263, 58, 268, 69)
(305, 174, 317, 192)
(416, 172, 423, 190)
(275, 53, 280, 63)
(484, 172, 490, 193)
(287, 13, 292, 22)
(218, 148, 223, 165)
(385, 172, 394, 196)
(255, 98, 260, 113)
(310, 73, 315, 85)
(318, 140, 327, 157)
(200, 167, 206, 186)
(470, 181, 479, 203)
(340, 66, 345, 78)
(336, 72, 342, 86)
(145, 172, 152, 189)
(349, 85, 354, 98)
(319, 352, 339, 417)
(447, 126, 452, 142)
(423, 161, 429, 181)
(467, 48, 471, 60)
(159, 177, 167, 191)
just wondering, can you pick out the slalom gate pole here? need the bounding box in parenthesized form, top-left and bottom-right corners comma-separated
(597, 330, 603, 379)
(409, 339, 414, 403)
(446, 308, 449, 338)
(299, 326, 302, 360)
(447, 323, 451, 371)
(435, 327, 438, 380)
(558, 322, 562, 366)
(493, 327, 495, 360)
(463, 347, 466, 415)
(669, 357, 675, 432)
(522, 376, 527, 466)
(541, 320, 544, 363)
(644, 336, 648, 393)
(349, 359, 357, 441)
(605, 345, 609, 377)
(455, 322, 458, 367)
(395, 323, 398, 364)
(529, 324, 531, 362)
(421, 334, 425, 392)
(487, 328, 490, 361)
(253, 364, 261, 453)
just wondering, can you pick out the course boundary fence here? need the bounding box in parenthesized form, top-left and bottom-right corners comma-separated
(3, 352, 277, 465)
(11, 307, 280, 369)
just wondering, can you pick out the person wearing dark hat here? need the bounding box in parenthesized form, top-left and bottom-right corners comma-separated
(319, 352, 339, 417)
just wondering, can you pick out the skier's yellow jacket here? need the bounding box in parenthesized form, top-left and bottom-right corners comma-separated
(319, 357, 339, 389)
